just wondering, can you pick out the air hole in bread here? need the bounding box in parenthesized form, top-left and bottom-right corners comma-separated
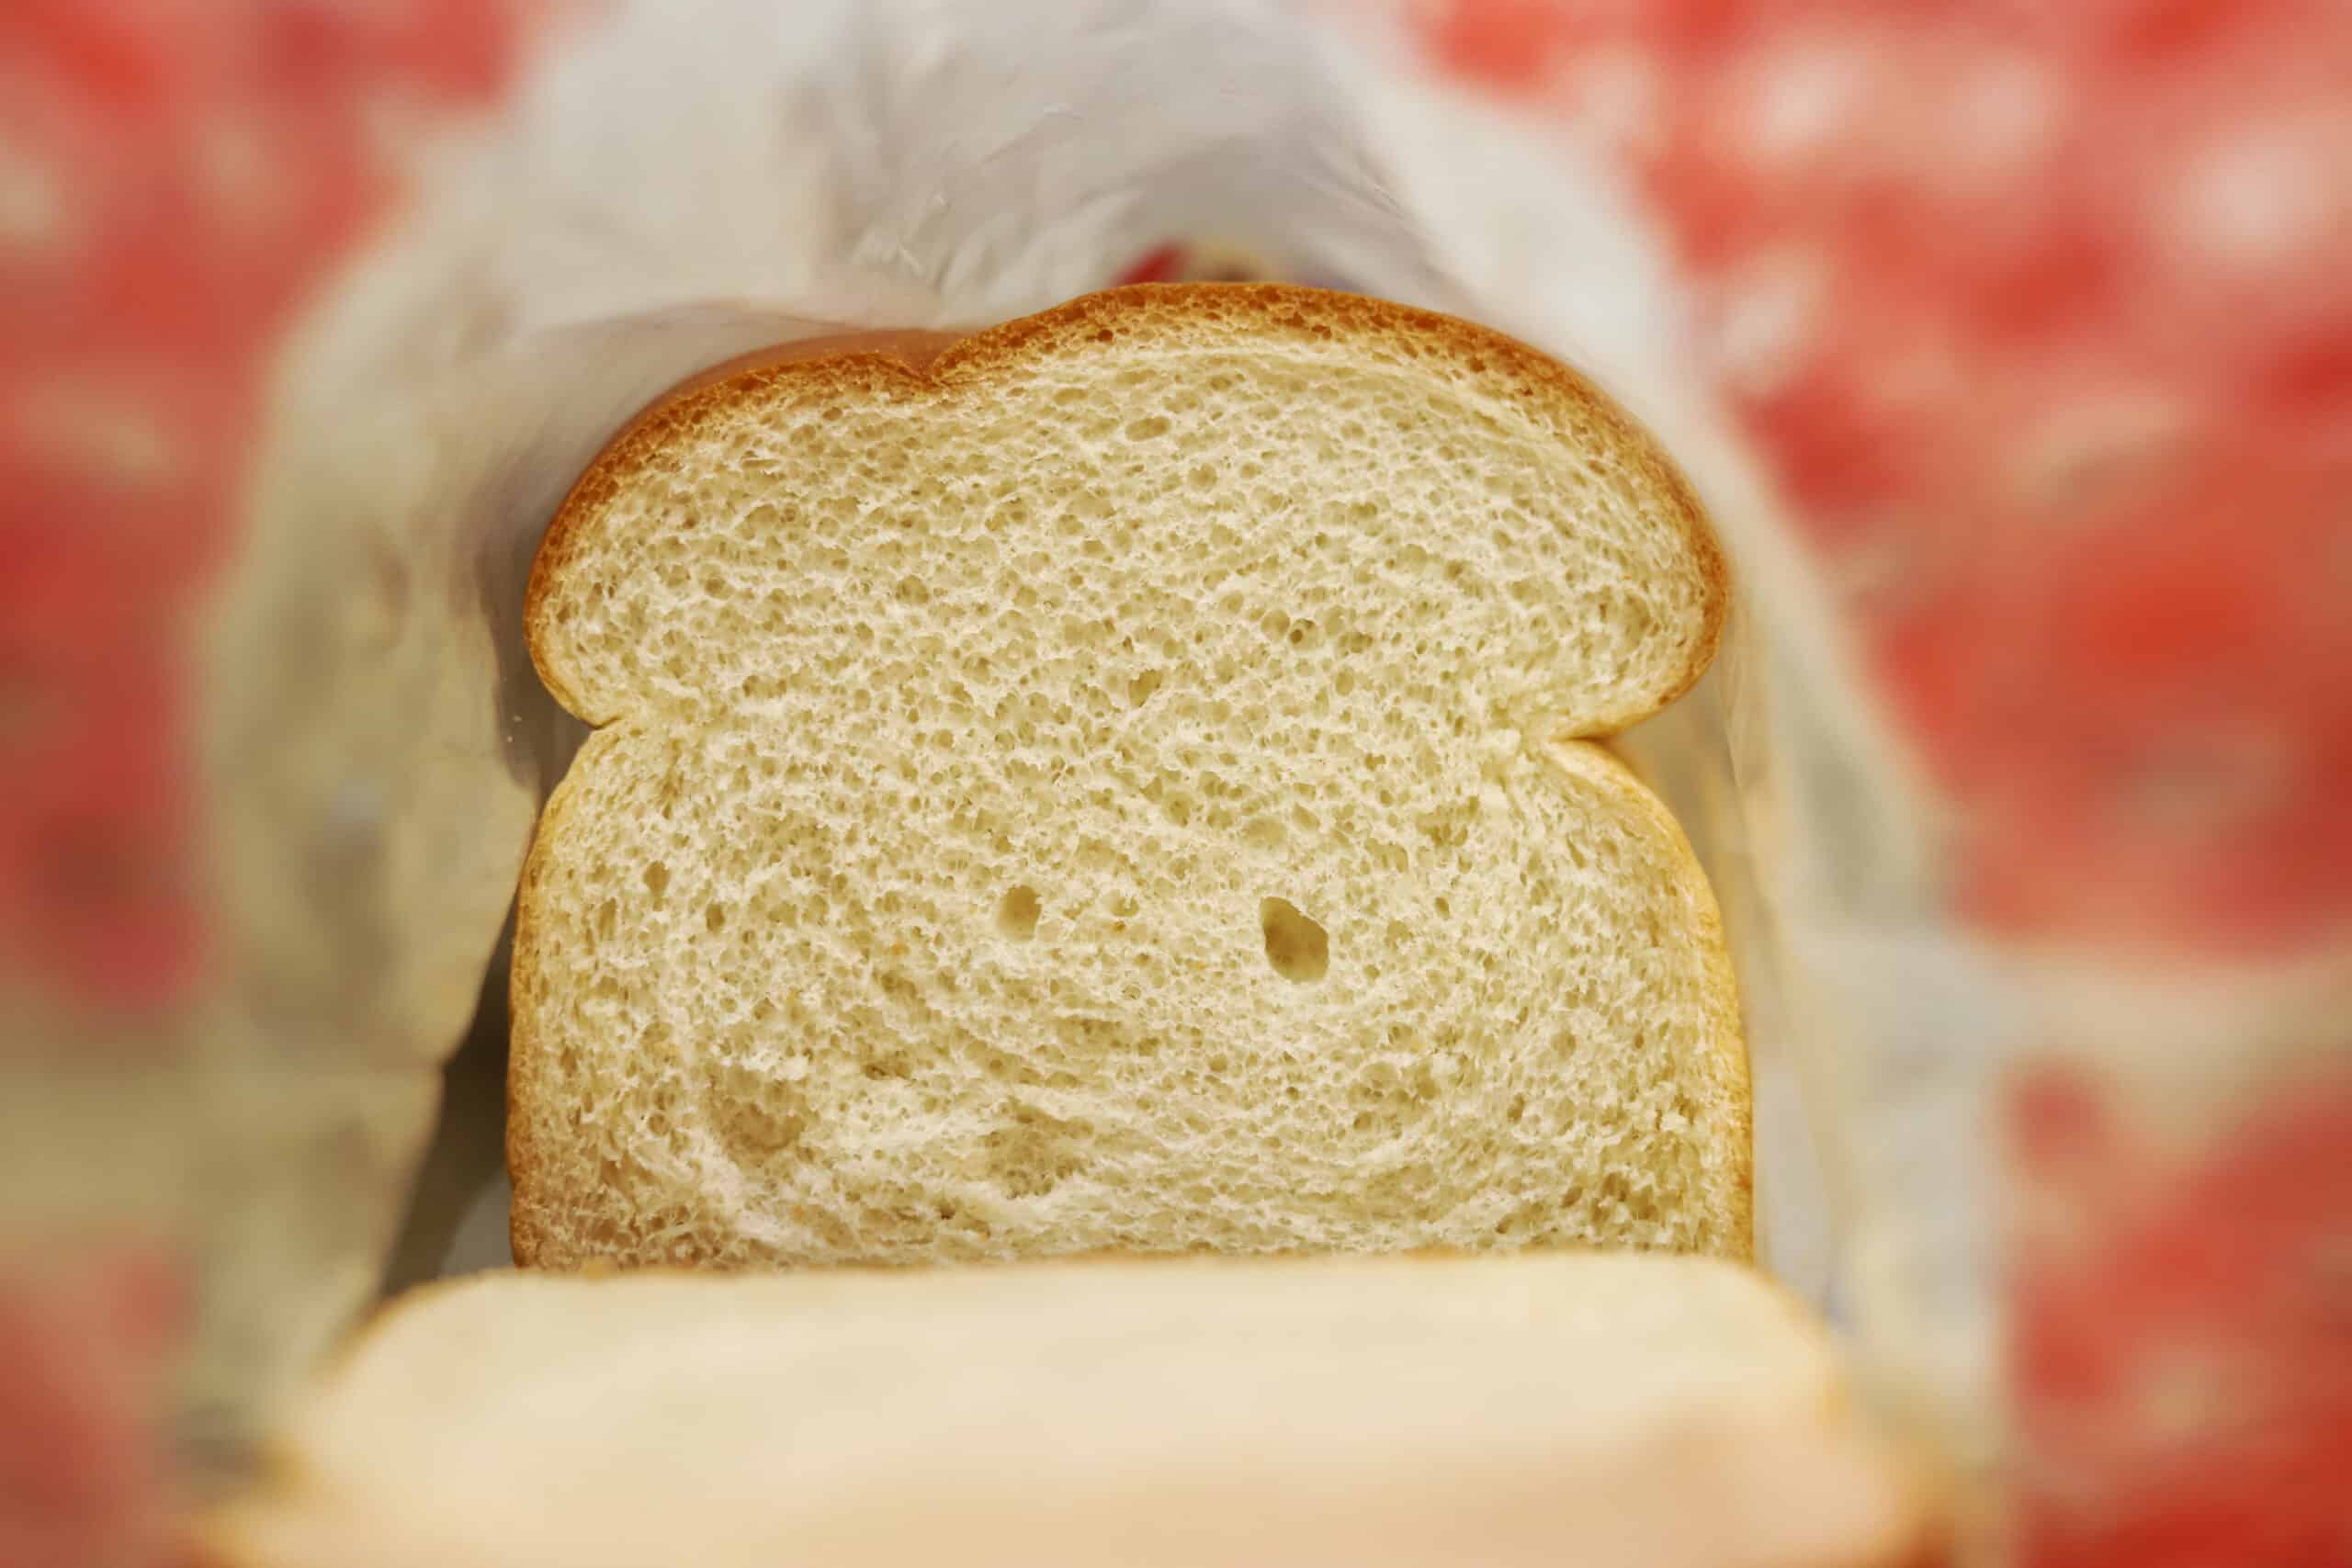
(1125, 414, 1171, 440)
(985, 1105, 1088, 1198)
(642, 862, 669, 901)
(997, 885, 1043, 941)
(1260, 897, 1329, 984)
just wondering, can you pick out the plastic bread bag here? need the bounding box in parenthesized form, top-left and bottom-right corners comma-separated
(11, 1, 2349, 1562)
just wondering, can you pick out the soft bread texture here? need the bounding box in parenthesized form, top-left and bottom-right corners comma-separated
(205, 1254, 1932, 1568)
(513, 284, 1745, 1268)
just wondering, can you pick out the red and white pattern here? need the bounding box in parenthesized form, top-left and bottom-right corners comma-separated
(1409, 5, 2352, 1564)
(5, 5, 551, 1562)
(1, 0, 548, 1016)
(1414, 0, 2352, 957)
(2007, 1061, 2352, 1566)
(6, 2, 2347, 1562)
(0, 1247, 190, 1568)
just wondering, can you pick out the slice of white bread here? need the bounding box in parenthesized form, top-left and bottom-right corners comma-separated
(203, 1253, 1935, 1568)
(512, 283, 1745, 1268)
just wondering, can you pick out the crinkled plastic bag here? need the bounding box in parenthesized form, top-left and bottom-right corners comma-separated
(194, 0, 1871, 1430)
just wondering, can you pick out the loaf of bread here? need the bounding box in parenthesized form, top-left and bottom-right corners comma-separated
(203, 1253, 1933, 1568)
(512, 283, 1745, 1268)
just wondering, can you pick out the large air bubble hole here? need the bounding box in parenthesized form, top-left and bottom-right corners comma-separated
(1260, 897, 1329, 983)
(998, 886, 1042, 941)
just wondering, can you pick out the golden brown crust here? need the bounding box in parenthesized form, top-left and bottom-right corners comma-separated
(1545, 741, 1753, 1258)
(526, 283, 1727, 732)
(525, 342, 950, 724)
(503, 803, 551, 1267)
(504, 725, 606, 1270)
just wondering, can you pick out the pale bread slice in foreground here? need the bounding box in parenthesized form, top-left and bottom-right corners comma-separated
(513, 283, 1745, 1268)
(205, 1253, 1933, 1568)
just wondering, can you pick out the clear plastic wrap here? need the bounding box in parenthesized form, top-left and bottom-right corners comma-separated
(10, 2, 2346, 1561)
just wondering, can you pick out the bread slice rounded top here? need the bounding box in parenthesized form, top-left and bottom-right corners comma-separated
(529, 285, 1724, 733)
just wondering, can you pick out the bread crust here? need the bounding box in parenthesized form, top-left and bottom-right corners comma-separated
(1544, 741, 1753, 1256)
(503, 727, 582, 1267)
(513, 283, 1746, 1268)
(526, 285, 1726, 729)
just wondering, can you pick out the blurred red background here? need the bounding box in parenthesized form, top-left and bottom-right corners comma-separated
(5, 4, 2346, 1563)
